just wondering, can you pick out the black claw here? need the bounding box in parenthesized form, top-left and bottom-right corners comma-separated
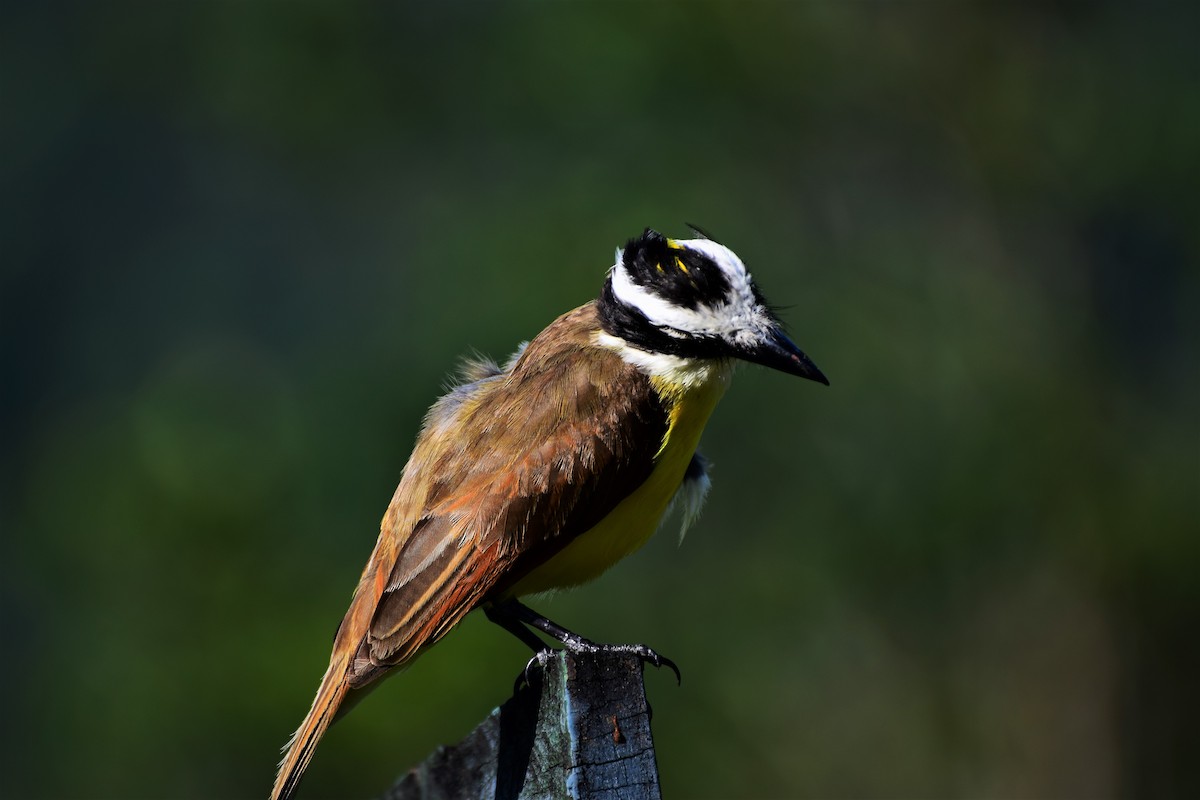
(630, 645, 681, 685)
(514, 650, 552, 693)
(653, 653, 682, 685)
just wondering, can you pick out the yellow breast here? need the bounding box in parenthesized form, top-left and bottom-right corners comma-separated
(507, 368, 730, 597)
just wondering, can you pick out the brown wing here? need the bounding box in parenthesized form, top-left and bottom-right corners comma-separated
(343, 303, 667, 688)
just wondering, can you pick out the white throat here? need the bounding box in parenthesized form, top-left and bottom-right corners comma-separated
(594, 331, 733, 391)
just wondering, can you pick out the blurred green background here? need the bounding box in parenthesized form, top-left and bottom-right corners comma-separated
(2, 2, 1197, 798)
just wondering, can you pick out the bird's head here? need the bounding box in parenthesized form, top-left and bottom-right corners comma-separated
(597, 227, 828, 385)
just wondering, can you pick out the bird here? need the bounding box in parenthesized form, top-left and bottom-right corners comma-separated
(271, 226, 827, 800)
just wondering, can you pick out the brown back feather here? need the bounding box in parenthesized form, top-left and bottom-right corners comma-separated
(347, 302, 667, 685)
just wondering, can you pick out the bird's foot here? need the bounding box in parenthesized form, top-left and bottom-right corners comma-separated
(513, 640, 681, 691)
(559, 635, 682, 685)
(490, 598, 681, 688)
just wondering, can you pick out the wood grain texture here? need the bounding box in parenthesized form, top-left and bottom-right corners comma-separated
(381, 650, 662, 800)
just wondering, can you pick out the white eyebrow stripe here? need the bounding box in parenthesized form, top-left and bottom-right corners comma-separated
(609, 265, 767, 342)
(673, 238, 758, 307)
(609, 235, 768, 340)
(608, 263, 731, 332)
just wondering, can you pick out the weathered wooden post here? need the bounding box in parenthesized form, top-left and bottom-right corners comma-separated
(379, 649, 662, 800)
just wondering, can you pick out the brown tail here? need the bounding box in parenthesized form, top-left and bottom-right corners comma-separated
(271, 650, 353, 800)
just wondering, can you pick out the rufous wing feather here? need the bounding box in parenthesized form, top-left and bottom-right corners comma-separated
(271, 303, 668, 798)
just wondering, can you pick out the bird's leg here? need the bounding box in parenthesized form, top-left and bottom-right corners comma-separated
(484, 601, 550, 653)
(485, 598, 681, 685)
(484, 601, 558, 690)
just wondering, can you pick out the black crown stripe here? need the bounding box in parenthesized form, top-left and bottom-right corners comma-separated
(620, 229, 731, 311)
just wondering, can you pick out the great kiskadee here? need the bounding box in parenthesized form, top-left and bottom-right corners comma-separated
(271, 227, 827, 800)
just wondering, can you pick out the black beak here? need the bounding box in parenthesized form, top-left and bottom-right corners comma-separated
(740, 327, 829, 385)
